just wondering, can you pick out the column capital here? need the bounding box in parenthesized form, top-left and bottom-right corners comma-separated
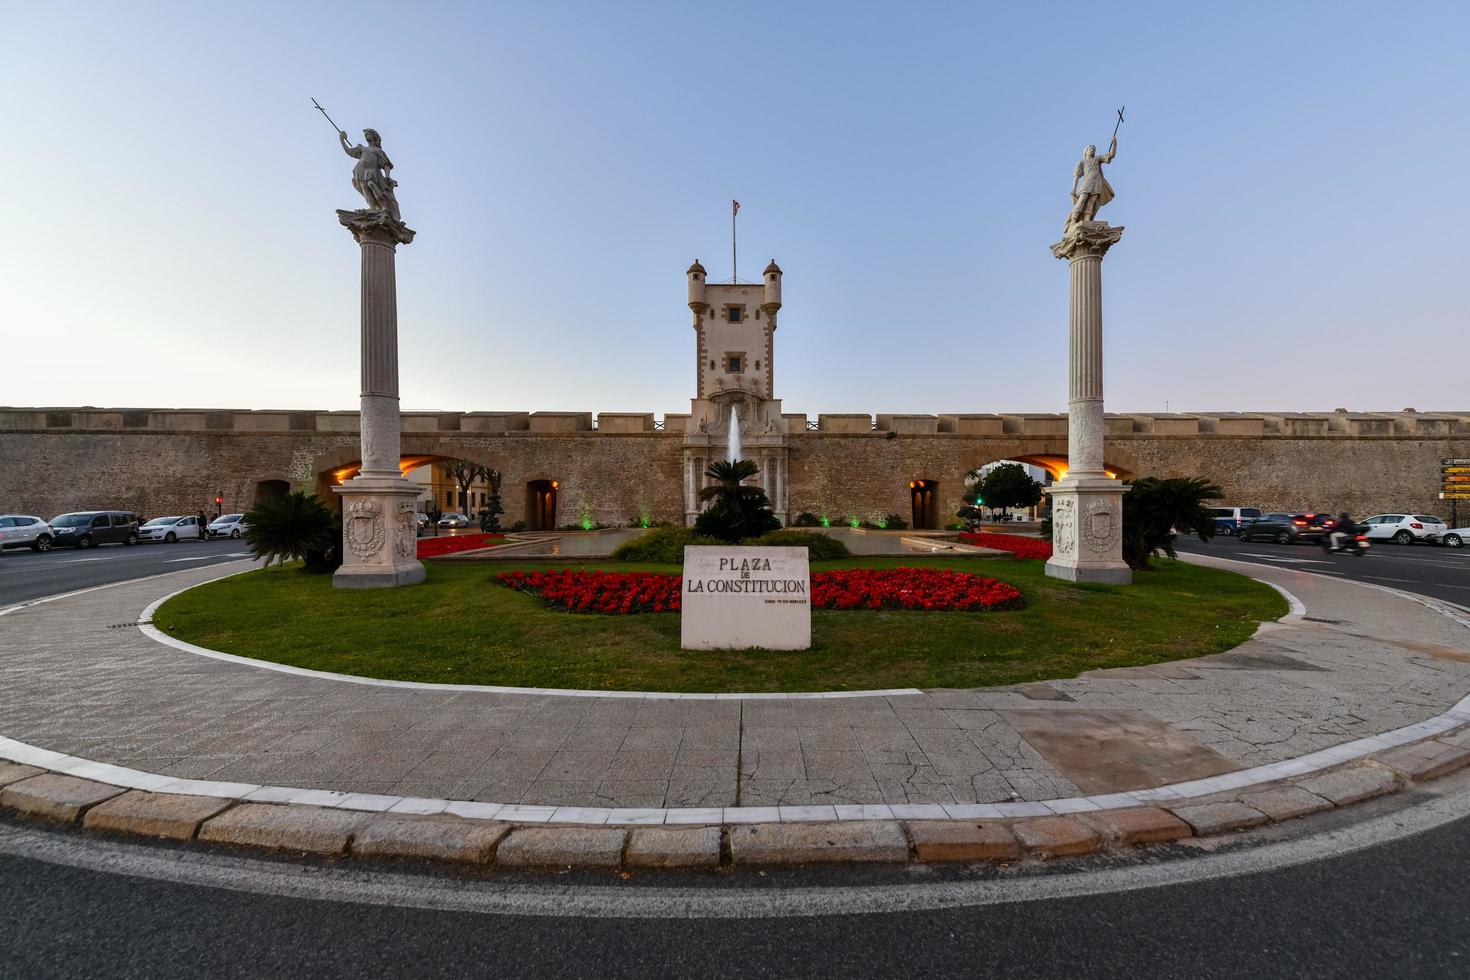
(1051, 220, 1123, 261)
(337, 208, 416, 247)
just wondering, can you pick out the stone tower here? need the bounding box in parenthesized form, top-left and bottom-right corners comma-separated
(682, 258, 789, 524)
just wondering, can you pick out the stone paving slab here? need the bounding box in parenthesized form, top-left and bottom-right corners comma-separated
(1, 555, 1469, 817)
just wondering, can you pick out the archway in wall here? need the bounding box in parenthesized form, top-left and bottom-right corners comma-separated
(526, 480, 558, 531)
(965, 456, 1134, 523)
(909, 479, 940, 530)
(253, 480, 289, 506)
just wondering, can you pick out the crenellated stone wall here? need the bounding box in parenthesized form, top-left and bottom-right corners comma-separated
(2, 407, 1468, 526)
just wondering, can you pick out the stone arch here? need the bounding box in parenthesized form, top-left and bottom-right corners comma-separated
(909, 478, 941, 530)
(525, 479, 559, 531)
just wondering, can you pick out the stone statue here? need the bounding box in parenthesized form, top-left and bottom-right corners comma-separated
(1067, 136, 1117, 229)
(339, 128, 402, 221)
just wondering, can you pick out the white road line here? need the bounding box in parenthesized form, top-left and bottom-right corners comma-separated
(163, 556, 227, 564)
(1361, 575, 1417, 584)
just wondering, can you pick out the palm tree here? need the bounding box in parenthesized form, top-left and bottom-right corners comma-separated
(694, 458, 781, 542)
(1121, 476, 1221, 570)
(243, 491, 339, 572)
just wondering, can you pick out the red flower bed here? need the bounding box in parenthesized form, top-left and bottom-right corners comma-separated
(418, 533, 505, 558)
(496, 567, 1020, 614)
(811, 567, 1021, 611)
(958, 532, 1053, 560)
(497, 569, 682, 615)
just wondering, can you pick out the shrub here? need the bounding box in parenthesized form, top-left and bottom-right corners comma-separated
(243, 491, 339, 572)
(882, 513, 908, 530)
(791, 512, 823, 527)
(1122, 476, 1221, 570)
(743, 529, 852, 561)
(611, 526, 707, 563)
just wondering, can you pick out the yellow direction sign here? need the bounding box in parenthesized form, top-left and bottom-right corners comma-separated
(1443, 467, 1470, 474)
(1442, 492, 1470, 500)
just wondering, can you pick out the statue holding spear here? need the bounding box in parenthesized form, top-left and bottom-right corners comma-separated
(313, 98, 403, 222)
(1067, 106, 1124, 231)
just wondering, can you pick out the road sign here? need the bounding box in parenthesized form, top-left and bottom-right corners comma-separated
(1443, 458, 1470, 466)
(1442, 467, 1470, 474)
(1441, 492, 1470, 500)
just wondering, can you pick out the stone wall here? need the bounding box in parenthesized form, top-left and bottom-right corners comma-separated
(2, 408, 1468, 527)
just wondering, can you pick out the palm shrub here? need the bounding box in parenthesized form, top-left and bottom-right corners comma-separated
(244, 491, 339, 572)
(693, 459, 782, 543)
(791, 512, 823, 528)
(1121, 476, 1221, 570)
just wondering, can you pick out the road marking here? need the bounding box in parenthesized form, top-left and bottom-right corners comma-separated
(1238, 554, 1331, 564)
(1361, 575, 1417, 584)
(163, 556, 227, 564)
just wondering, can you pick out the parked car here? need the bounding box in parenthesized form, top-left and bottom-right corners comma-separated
(1237, 512, 1332, 544)
(47, 511, 139, 548)
(1443, 526, 1467, 549)
(1358, 514, 1448, 545)
(437, 513, 471, 528)
(0, 515, 54, 552)
(138, 515, 204, 543)
(1208, 506, 1262, 535)
(207, 513, 249, 539)
(416, 513, 432, 531)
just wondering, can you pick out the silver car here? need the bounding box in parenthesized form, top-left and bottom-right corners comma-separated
(0, 514, 54, 552)
(208, 514, 249, 539)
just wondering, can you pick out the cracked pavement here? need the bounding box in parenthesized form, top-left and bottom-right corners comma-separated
(2, 555, 1468, 808)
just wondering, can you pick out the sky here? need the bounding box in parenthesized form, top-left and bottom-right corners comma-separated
(4, 1, 1467, 417)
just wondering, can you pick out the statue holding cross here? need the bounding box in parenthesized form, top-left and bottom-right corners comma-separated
(1066, 107, 1124, 231)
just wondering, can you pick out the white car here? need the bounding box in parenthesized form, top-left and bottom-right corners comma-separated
(208, 514, 249, 539)
(1358, 513, 1449, 545)
(0, 514, 54, 552)
(138, 515, 205, 543)
(437, 513, 471, 528)
(1442, 526, 1467, 549)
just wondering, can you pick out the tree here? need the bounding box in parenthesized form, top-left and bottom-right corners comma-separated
(693, 459, 781, 542)
(445, 459, 490, 515)
(480, 468, 504, 531)
(1121, 476, 1221, 570)
(959, 462, 1044, 525)
(243, 491, 339, 572)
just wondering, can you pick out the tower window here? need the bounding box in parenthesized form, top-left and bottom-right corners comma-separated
(727, 306, 742, 322)
(727, 355, 743, 373)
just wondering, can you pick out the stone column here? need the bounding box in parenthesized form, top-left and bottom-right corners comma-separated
(1045, 220, 1131, 585)
(332, 208, 426, 589)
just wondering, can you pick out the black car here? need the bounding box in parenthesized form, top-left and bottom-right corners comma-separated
(1237, 512, 1332, 544)
(47, 511, 139, 548)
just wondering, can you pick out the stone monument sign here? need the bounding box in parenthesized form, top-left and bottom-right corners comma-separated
(681, 546, 811, 650)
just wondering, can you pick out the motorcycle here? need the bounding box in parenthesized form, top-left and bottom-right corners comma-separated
(1319, 529, 1370, 556)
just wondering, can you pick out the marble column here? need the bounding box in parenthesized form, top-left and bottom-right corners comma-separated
(1044, 220, 1131, 585)
(332, 208, 426, 589)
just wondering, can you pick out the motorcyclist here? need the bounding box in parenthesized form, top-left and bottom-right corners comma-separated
(1328, 512, 1356, 551)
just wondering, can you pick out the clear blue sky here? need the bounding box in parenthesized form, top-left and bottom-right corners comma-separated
(5, 1, 1466, 415)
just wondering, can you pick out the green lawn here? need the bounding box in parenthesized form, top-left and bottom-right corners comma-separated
(152, 557, 1285, 693)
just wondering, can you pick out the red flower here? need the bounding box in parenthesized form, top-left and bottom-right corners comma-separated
(957, 532, 1053, 560)
(494, 567, 1022, 615)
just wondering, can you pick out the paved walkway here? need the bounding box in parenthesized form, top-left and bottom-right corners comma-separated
(3, 557, 1469, 814)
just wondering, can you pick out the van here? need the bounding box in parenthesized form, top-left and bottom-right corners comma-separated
(1209, 507, 1262, 535)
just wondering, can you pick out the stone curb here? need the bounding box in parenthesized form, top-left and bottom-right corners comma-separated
(5, 726, 1470, 871)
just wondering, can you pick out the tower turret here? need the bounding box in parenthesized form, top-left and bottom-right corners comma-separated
(761, 259, 782, 326)
(687, 259, 708, 322)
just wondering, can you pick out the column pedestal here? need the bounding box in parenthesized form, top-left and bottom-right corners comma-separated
(1045, 220, 1131, 585)
(332, 207, 425, 589)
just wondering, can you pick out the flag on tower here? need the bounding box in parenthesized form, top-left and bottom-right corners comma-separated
(732, 199, 740, 216)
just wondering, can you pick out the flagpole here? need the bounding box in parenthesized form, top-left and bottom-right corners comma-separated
(731, 200, 738, 283)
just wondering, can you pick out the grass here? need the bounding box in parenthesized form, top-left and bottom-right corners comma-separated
(152, 556, 1286, 694)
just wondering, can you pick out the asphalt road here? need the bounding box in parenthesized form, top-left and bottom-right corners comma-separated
(3, 778, 1470, 979)
(0, 536, 253, 607)
(1172, 532, 1470, 609)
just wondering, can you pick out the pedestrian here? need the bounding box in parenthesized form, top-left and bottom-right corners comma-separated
(197, 510, 208, 540)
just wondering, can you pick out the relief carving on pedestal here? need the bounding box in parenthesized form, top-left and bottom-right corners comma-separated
(1081, 497, 1121, 554)
(345, 500, 386, 560)
(1052, 497, 1077, 556)
(394, 501, 417, 559)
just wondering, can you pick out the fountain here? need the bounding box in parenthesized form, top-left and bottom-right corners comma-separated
(727, 405, 742, 462)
